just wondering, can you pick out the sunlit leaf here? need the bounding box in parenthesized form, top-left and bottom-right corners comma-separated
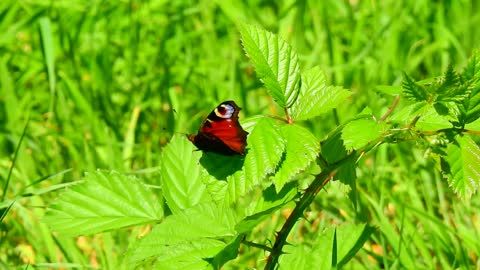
(235, 182, 297, 233)
(402, 72, 428, 102)
(273, 124, 319, 192)
(127, 201, 238, 268)
(44, 170, 163, 235)
(223, 117, 285, 204)
(239, 23, 300, 108)
(443, 135, 480, 200)
(160, 135, 211, 213)
(291, 67, 350, 121)
(342, 118, 386, 150)
(461, 54, 480, 124)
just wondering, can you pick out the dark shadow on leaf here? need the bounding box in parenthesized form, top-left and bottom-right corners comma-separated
(199, 152, 246, 180)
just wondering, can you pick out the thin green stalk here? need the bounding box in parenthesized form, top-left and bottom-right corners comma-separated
(2, 120, 29, 201)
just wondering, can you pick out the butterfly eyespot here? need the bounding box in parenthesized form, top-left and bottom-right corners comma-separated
(214, 104, 235, 118)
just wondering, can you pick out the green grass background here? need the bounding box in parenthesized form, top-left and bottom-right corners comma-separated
(1, 0, 479, 269)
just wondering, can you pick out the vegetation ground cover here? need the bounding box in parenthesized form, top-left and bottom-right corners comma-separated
(1, 0, 480, 269)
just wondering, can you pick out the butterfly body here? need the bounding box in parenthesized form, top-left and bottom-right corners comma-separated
(187, 101, 248, 155)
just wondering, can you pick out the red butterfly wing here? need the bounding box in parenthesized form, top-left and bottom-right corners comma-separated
(201, 117, 248, 154)
(187, 101, 248, 155)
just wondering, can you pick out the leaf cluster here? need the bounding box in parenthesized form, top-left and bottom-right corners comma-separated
(397, 53, 480, 199)
(403, 56, 480, 127)
(42, 24, 480, 270)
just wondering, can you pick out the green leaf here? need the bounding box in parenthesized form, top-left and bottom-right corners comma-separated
(321, 129, 348, 164)
(336, 159, 358, 209)
(278, 244, 313, 270)
(461, 56, 480, 123)
(273, 124, 320, 191)
(417, 105, 455, 131)
(198, 152, 245, 181)
(443, 135, 480, 200)
(44, 170, 163, 235)
(390, 103, 453, 131)
(210, 235, 244, 269)
(127, 201, 238, 268)
(464, 82, 480, 124)
(279, 223, 374, 269)
(291, 67, 351, 121)
(152, 240, 223, 270)
(436, 65, 462, 101)
(239, 23, 300, 108)
(235, 182, 298, 233)
(390, 102, 428, 123)
(465, 117, 480, 132)
(335, 224, 375, 268)
(320, 129, 357, 207)
(220, 117, 285, 205)
(342, 118, 386, 151)
(461, 51, 480, 81)
(160, 135, 211, 213)
(402, 72, 428, 102)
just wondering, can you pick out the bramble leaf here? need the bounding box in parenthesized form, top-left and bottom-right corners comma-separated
(321, 129, 348, 164)
(342, 118, 386, 151)
(390, 103, 454, 131)
(436, 65, 462, 100)
(235, 183, 298, 233)
(460, 53, 480, 123)
(202, 117, 285, 206)
(273, 124, 320, 192)
(403, 72, 428, 102)
(320, 130, 358, 207)
(464, 82, 480, 124)
(160, 135, 211, 213)
(223, 117, 285, 204)
(443, 135, 480, 200)
(291, 67, 350, 121)
(462, 51, 480, 81)
(44, 170, 163, 235)
(239, 23, 300, 108)
(127, 201, 238, 268)
(465, 118, 480, 132)
(242, 117, 285, 183)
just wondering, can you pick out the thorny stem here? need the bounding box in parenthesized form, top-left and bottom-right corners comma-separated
(243, 240, 273, 253)
(264, 154, 355, 270)
(379, 95, 400, 122)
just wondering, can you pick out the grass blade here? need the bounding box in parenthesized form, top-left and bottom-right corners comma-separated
(39, 17, 56, 115)
(2, 120, 28, 201)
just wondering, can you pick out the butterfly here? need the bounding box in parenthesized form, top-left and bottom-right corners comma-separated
(187, 101, 248, 155)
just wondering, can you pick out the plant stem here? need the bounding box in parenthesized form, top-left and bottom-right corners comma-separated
(243, 240, 273, 252)
(284, 108, 293, 124)
(379, 95, 400, 122)
(265, 153, 354, 269)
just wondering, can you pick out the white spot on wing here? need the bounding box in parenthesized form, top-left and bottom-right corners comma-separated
(214, 104, 235, 118)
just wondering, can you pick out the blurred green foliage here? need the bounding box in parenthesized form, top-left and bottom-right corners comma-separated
(1, 0, 479, 268)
